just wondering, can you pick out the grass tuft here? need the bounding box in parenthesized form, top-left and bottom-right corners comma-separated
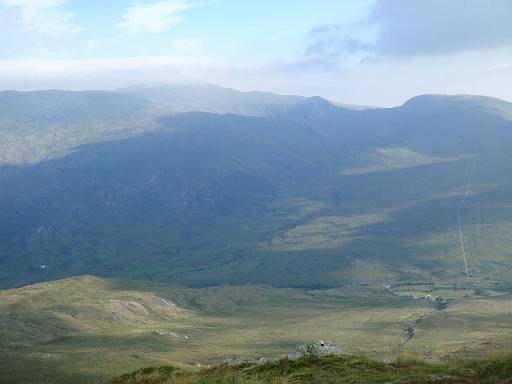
(104, 354, 512, 384)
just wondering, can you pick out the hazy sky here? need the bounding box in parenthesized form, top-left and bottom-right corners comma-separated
(1, 0, 512, 106)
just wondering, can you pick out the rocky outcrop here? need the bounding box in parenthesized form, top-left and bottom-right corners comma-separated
(222, 357, 272, 367)
(287, 340, 343, 361)
(223, 358, 243, 367)
(222, 340, 343, 366)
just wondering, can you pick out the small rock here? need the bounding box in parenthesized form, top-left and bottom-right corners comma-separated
(154, 330, 189, 339)
(223, 358, 243, 366)
(287, 351, 304, 361)
(287, 340, 343, 361)
(257, 357, 269, 365)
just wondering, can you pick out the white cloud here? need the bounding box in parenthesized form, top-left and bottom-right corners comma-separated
(116, 1, 192, 35)
(0, 56, 230, 90)
(1, 48, 512, 108)
(1, 0, 67, 7)
(0, 0, 80, 37)
(483, 63, 512, 74)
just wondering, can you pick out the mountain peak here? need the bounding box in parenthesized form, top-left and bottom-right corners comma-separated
(401, 94, 512, 121)
(286, 96, 345, 120)
(403, 94, 510, 108)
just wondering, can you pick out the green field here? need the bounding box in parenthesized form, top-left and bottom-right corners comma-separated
(2, 276, 512, 383)
(106, 354, 512, 384)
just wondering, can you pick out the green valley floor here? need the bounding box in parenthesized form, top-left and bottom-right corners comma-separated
(1, 276, 512, 383)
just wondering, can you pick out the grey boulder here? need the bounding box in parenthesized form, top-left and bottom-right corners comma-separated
(287, 340, 343, 361)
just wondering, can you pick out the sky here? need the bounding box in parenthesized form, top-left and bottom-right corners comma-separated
(0, 0, 512, 106)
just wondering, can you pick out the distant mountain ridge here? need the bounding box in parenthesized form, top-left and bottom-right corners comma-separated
(0, 84, 366, 166)
(0, 89, 150, 123)
(115, 83, 374, 116)
(1, 85, 512, 289)
(117, 83, 305, 117)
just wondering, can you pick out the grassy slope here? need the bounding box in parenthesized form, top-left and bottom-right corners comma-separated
(4, 150, 512, 290)
(2, 276, 512, 383)
(106, 354, 512, 384)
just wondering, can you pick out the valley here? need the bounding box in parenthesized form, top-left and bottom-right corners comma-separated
(2, 275, 512, 383)
(3, 2, 512, 382)
(2, 86, 512, 383)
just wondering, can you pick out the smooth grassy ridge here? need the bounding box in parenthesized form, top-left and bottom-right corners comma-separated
(106, 354, 512, 384)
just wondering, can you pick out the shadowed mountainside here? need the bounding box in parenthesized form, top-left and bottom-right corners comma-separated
(1, 90, 512, 289)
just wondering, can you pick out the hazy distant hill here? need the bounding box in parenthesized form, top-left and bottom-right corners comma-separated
(0, 89, 155, 165)
(0, 89, 150, 124)
(117, 83, 306, 117)
(1, 88, 512, 289)
(0, 84, 348, 165)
